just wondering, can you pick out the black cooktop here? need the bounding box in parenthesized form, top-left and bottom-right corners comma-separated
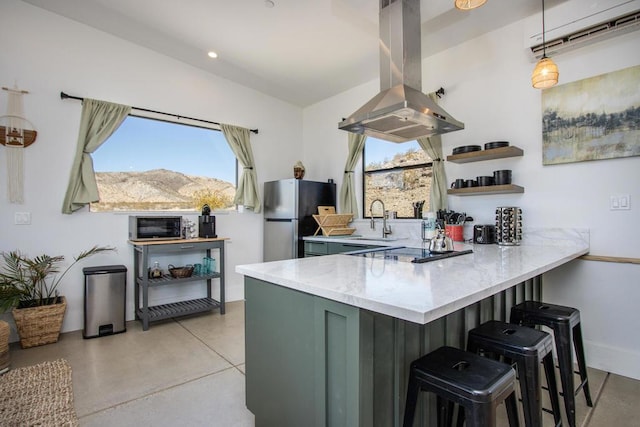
(346, 246, 473, 263)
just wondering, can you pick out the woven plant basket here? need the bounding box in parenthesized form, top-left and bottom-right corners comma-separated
(12, 296, 66, 349)
(0, 320, 9, 373)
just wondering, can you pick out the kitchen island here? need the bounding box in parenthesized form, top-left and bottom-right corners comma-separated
(236, 229, 588, 427)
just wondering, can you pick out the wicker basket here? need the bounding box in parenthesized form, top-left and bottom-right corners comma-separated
(12, 296, 67, 349)
(168, 265, 194, 278)
(0, 320, 9, 373)
(0, 321, 8, 352)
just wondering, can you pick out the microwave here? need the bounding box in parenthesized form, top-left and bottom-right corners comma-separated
(129, 216, 182, 241)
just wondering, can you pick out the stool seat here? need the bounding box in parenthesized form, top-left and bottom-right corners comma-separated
(510, 301, 580, 328)
(511, 301, 592, 427)
(403, 346, 520, 427)
(467, 320, 562, 427)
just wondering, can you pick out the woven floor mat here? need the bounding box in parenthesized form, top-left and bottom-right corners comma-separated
(0, 358, 78, 426)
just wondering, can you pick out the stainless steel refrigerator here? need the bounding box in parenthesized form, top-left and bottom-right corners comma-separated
(263, 179, 336, 261)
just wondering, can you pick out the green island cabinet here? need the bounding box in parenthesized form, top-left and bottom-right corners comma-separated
(244, 275, 542, 427)
(130, 238, 226, 330)
(304, 240, 380, 256)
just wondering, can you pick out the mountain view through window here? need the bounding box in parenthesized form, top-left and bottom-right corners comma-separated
(91, 116, 237, 212)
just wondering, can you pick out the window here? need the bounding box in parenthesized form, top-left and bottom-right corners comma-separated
(363, 138, 432, 219)
(90, 116, 237, 212)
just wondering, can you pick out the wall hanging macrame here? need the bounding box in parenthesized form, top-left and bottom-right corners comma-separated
(1, 86, 37, 203)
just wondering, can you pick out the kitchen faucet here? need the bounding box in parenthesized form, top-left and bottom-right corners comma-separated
(370, 199, 392, 238)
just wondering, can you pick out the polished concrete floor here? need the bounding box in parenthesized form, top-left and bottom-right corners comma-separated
(6, 301, 640, 426)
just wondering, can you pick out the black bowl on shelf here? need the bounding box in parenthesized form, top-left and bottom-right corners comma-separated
(477, 176, 495, 186)
(452, 145, 482, 155)
(493, 169, 512, 185)
(484, 141, 509, 150)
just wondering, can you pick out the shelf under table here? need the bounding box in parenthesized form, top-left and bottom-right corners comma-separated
(136, 297, 220, 322)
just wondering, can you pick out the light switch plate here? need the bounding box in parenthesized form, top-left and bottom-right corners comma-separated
(610, 194, 630, 210)
(14, 212, 31, 225)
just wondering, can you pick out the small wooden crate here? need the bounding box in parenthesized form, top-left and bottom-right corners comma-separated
(317, 206, 336, 215)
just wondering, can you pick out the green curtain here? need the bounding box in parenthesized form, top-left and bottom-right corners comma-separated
(220, 124, 261, 213)
(339, 133, 366, 218)
(417, 93, 448, 212)
(62, 99, 131, 214)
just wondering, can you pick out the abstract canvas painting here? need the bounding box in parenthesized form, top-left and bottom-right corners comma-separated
(541, 64, 640, 165)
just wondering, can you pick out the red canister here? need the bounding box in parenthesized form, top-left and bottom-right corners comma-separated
(445, 224, 464, 242)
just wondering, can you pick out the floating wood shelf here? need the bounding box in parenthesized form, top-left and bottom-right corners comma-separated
(447, 146, 524, 164)
(447, 184, 524, 196)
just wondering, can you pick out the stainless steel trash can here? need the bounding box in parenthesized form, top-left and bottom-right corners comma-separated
(83, 265, 127, 339)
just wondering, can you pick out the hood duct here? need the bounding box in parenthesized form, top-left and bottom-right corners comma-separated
(339, 0, 464, 143)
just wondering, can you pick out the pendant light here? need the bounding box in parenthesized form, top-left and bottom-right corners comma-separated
(531, 0, 559, 88)
(455, 0, 487, 10)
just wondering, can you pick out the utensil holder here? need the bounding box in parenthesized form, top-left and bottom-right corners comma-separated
(445, 224, 464, 242)
(495, 207, 522, 246)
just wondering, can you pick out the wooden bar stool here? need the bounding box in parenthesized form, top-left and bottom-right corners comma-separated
(466, 320, 563, 427)
(510, 301, 593, 427)
(403, 346, 520, 427)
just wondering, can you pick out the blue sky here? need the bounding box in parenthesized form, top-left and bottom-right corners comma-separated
(365, 138, 421, 166)
(92, 116, 237, 183)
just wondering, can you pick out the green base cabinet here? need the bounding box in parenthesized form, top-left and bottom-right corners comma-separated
(245, 276, 542, 427)
(245, 277, 361, 427)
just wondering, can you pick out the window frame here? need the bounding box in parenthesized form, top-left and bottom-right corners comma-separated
(90, 112, 238, 213)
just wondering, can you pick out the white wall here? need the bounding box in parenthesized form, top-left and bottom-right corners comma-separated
(0, 0, 304, 336)
(302, 19, 640, 378)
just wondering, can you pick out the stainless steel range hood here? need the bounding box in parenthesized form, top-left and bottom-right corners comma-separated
(339, 0, 464, 143)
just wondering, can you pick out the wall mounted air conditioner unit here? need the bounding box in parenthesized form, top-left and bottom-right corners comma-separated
(524, 0, 640, 61)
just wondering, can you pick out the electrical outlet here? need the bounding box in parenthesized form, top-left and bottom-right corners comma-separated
(610, 195, 630, 211)
(14, 212, 31, 225)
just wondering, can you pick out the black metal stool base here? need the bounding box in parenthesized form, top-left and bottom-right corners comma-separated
(511, 301, 592, 427)
(403, 346, 520, 427)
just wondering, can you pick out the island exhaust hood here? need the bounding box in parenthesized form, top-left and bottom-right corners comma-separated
(338, 0, 464, 143)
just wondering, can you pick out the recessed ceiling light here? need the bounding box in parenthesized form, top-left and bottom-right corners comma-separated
(265, 0, 275, 8)
(207, 51, 218, 59)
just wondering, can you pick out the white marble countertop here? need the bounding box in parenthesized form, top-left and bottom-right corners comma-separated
(236, 229, 589, 324)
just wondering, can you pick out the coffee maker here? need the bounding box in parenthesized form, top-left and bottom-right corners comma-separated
(198, 204, 217, 238)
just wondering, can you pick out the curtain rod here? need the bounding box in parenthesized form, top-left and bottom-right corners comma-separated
(60, 91, 258, 134)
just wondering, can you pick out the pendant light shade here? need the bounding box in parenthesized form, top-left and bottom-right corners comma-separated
(455, 0, 487, 11)
(531, 57, 559, 88)
(531, 0, 558, 88)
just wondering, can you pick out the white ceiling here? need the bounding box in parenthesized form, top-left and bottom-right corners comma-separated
(22, 0, 564, 106)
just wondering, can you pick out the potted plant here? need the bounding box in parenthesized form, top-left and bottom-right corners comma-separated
(0, 245, 115, 348)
